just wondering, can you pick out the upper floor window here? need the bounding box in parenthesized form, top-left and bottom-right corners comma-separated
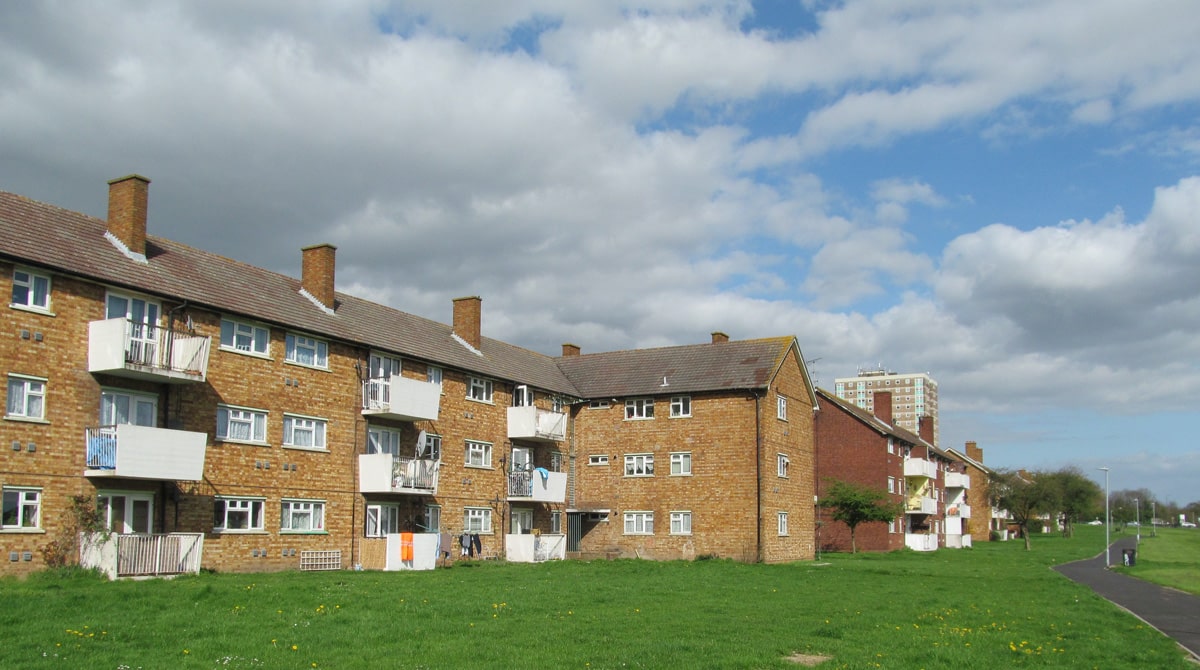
(624, 453, 654, 477)
(552, 396, 565, 413)
(1, 487, 40, 529)
(777, 394, 788, 420)
(467, 377, 493, 403)
(669, 396, 691, 418)
(283, 414, 327, 450)
(6, 375, 45, 420)
(670, 452, 692, 476)
(887, 476, 896, 494)
(369, 353, 401, 380)
(625, 398, 654, 420)
(465, 440, 492, 468)
(777, 453, 789, 478)
(513, 384, 533, 407)
(220, 318, 270, 356)
(588, 400, 610, 409)
(427, 366, 443, 387)
(213, 497, 265, 532)
(421, 433, 442, 461)
(102, 389, 157, 427)
(367, 425, 402, 456)
(217, 405, 267, 444)
(285, 333, 328, 368)
(11, 269, 50, 311)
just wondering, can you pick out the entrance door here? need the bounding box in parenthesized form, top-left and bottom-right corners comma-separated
(107, 294, 160, 367)
(367, 354, 401, 406)
(567, 512, 582, 552)
(98, 493, 154, 534)
(100, 390, 158, 428)
(511, 508, 533, 535)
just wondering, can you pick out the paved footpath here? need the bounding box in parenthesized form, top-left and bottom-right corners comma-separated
(1055, 535, 1200, 661)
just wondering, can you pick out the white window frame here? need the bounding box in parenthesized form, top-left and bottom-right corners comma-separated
(513, 384, 533, 407)
(624, 453, 654, 477)
(285, 333, 328, 369)
(427, 365, 443, 387)
(551, 396, 565, 413)
(213, 497, 265, 532)
(669, 395, 691, 418)
(670, 511, 692, 535)
(1, 487, 41, 530)
(624, 511, 654, 535)
(219, 317, 270, 356)
(216, 405, 268, 444)
(283, 414, 327, 450)
(365, 503, 400, 537)
(367, 425, 402, 456)
(424, 504, 441, 532)
(887, 438, 895, 455)
(465, 440, 492, 468)
(280, 499, 326, 533)
(777, 394, 787, 421)
(670, 452, 692, 476)
(887, 476, 896, 494)
(588, 400, 610, 409)
(777, 453, 789, 478)
(588, 454, 609, 466)
(467, 377, 494, 403)
(778, 511, 789, 536)
(551, 510, 562, 534)
(463, 507, 492, 533)
(6, 375, 46, 420)
(625, 398, 654, 420)
(421, 433, 442, 461)
(10, 268, 51, 312)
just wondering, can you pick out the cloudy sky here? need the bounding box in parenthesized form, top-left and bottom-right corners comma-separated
(2, 1, 1198, 506)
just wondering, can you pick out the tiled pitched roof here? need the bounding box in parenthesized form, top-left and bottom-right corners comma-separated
(555, 337, 796, 398)
(815, 388, 957, 460)
(0, 190, 578, 395)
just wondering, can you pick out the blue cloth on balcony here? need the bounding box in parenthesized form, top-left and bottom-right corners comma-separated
(87, 436, 117, 469)
(535, 467, 550, 483)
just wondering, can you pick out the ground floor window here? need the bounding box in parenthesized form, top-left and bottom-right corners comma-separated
(551, 510, 562, 534)
(624, 511, 653, 535)
(670, 511, 692, 535)
(424, 504, 441, 533)
(213, 497, 264, 532)
(1, 487, 40, 529)
(281, 500, 325, 532)
(463, 507, 492, 533)
(365, 503, 400, 537)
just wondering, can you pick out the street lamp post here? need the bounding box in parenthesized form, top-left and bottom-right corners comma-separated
(1098, 467, 1110, 567)
(1135, 498, 1141, 545)
(1152, 501, 1157, 538)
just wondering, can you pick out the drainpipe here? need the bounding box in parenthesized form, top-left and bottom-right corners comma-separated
(754, 391, 762, 563)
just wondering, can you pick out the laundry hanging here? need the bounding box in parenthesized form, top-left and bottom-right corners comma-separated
(400, 532, 414, 561)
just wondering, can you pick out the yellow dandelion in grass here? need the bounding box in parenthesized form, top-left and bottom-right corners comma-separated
(183, 649, 190, 655)
(292, 645, 299, 651)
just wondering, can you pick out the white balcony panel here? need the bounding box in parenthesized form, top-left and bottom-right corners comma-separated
(944, 472, 971, 489)
(508, 470, 568, 503)
(85, 424, 207, 481)
(903, 458, 937, 479)
(947, 503, 972, 519)
(905, 495, 937, 515)
(358, 453, 439, 495)
(88, 318, 210, 383)
(506, 533, 566, 563)
(80, 532, 204, 579)
(383, 533, 440, 570)
(507, 406, 567, 442)
(905, 533, 938, 551)
(362, 375, 440, 422)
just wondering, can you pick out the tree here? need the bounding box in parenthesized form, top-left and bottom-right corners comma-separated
(990, 469, 1060, 550)
(819, 479, 904, 554)
(1043, 468, 1103, 537)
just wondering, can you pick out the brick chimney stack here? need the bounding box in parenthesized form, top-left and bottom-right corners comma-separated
(965, 441, 984, 464)
(453, 296, 482, 350)
(301, 243, 337, 309)
(872, 391, 893, 425)
(107, 175, 150, 255)
(711, 331, 729, 344)
(562, 343, 580, 357)
(918, 415, 934, 444)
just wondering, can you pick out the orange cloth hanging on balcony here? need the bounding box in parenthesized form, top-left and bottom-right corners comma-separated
(400, 532, 414, 561)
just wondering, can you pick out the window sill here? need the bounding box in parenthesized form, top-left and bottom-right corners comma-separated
(623, 417, 655, 421)
(623, 474, 655, 478)
(465, 397, 494, 405)
(0, 528, 45, 534)
(9, 304, 55, 317)
(218, 346, 273, 361)
(623, 533, 654, 536)
(464, 464, 494, 470)
(217, 439, 271, 448)
(282, 445, 330, 453)
(212, 529, 270, 535)
(669, 414, 692, 419)
(4, 415, 49, 424)
(280, 530, 329, 535)
(669, 473, 693, 477)
(283, 360, 331, 372)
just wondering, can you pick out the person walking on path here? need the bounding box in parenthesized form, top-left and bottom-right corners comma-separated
(1055, 535, 1200, 661)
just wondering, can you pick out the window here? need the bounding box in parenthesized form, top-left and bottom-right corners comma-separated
(465, 440, 492, 468)
(588, 454, 609, 466)
(285, 333, 328, 368)
(427, 365, 443, 387)
(777, 394, 787, 420)
(887, 476, 896, 494)
(777, 454, 789, 478)
(670, 452, 692, 476)
(513, 384, 533, 407)
(551, 511, 562, 534)
(624, 454, 654, 476)
(365, 503, 400, 537)
(549, 451, 564, 472)
(424, 504, 441, 532)
(887, 438, 894, 455)
(217, 405, 267, 443)
(213, 497, 264, 532)
(368, 353, 401, 380)
(281, 500, 325, 532)
(6, 375, 45, 420)
(220, 318, 269, 355)
(367, 426, 402, 456)
(624, 511, 653, 535)
(421, 433, 442, 461)
(11, 269, 50, 311)
(101, 389, 157, 427)
(552, 396, 565, 413)
(588, 400, 610, 409)
(1, 488, 40, 529)
(463, 507, 492, 533)
(625, 398, 654, 419)
(467, 377, 493, 403)
(670, 511, 692, 535)
(669, 395, 691, 417)
(283, 415, 327, 450)
(778, 512, 789, 536)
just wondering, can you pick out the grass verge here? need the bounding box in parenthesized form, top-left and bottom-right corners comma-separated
(1118, 527, 1200, 595)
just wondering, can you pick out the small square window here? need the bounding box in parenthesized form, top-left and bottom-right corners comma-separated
(588, 455, 609, 466)
(670, 452, 692, 476)
(6, 376, 45, 420)
(465, 440, 492, 468)
(670, 511, 692, 535)
(468, 377, 494, 403)
(669, 395, 691, 417)
(11, 269, 50, 311)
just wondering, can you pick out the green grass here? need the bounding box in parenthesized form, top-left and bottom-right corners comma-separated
(0, 526, 1190, 669)
(1119, 527, 1200, 595)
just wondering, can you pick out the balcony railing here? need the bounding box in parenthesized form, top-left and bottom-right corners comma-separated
(905, 495, 937, 515)
(361, 375, 440, 422)
(88, 318, 210, 383)
(507, 406, 567, 442)
(944, 472, 971, 489)
(905, 533, 938, 552)
(358, 453, 440, 495)
(903, 457, 937, 479)
(80, 532, 204, 579)
(507, 469, 568, 503)
(85, 424, 208, 481)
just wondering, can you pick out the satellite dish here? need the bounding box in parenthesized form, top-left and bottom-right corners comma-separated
(415, 430, 427, 456)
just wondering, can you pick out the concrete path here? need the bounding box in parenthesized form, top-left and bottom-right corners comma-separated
(1055, 535, 1200, 661)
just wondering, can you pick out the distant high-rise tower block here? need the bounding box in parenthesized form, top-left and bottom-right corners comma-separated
(834, 368, 939, 445)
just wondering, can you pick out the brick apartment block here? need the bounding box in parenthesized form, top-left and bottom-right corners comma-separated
(0, 176, 820, 576)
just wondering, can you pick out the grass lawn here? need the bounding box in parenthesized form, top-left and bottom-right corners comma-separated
(1118, 527, 1200, 595)
(0, 526, 1191, 669)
